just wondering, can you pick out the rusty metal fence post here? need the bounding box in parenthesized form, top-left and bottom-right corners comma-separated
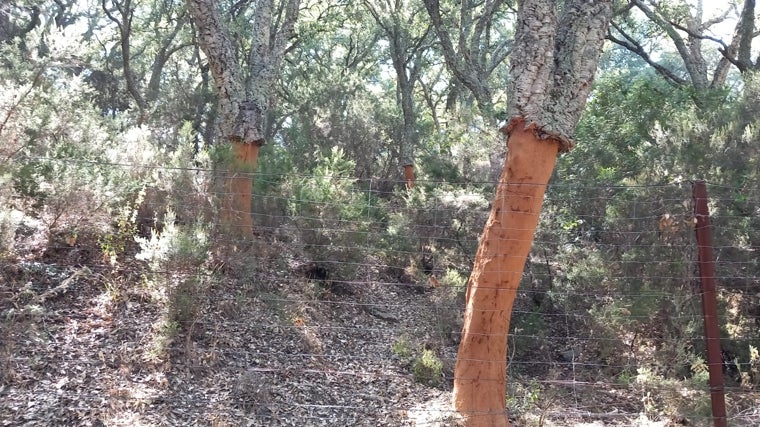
(692, 180, 727, 427)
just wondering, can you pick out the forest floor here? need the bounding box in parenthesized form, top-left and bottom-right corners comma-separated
(1, 214, 759, 426)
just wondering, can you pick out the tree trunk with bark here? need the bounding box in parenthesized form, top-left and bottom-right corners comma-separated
(364, 0, 429, 190)
(187, 0, 299, 239)
(452, 1, 613, 425)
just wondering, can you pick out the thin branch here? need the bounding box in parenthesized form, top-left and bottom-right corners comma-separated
(102, 0, 147, 119)
(667, 18, 728, 50)
(424, 0, 493, 113)
(147, 11, 190, 102)
(700, 4, 734, 30)
(487, 37, 512, 75)
(631, 0, 704, 89)
(607, 23, 687, 87)
(717, 46, 747, 72)
(101, 0, 123, 32)
(470, 0, 506, 62)
(424, 0, 469, 85)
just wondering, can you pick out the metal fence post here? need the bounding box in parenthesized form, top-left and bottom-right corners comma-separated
(692, 180, 727, 427)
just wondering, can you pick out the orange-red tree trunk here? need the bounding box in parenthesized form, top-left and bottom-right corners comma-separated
(452, 121, 558, 425)
(403, 164, 416, 189)
(451, 0, 613, 425)
(220, 141, 260, 238)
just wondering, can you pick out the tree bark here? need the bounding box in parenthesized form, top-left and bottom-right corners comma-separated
(452, 0, 613, 424)
(453, 120, 558, 426)
(423, 0, 510, 118)
(188, 0, 254, 239)
(221, 141, 260, 236)
(187, 0, 299, 239)
(403, 164, 416, 189)
(102, 0, 148, 121)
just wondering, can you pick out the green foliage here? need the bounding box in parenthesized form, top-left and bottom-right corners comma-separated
(391, 336, 445, 387)
(412, 348, 444, 387)
(539, 55, 760, 388)
(287, 147, 376, 279)
(392, 184, 488, 275)
(509, 310, 551, 373)
(506, 379, 543, 418)
(168, 277, 204, 325)
(145, 316, 181, 363)
(391, 336, 415, 359)
(565, 66, 692, 185)
(0, 28, 153, 262)
(1, 2, 760, 422)
(253, 143, 294, 193)
(99, 199, 141, 266)
(135, 209, 210, 271)
(442, 268, 468, 298)
(688, 356, 709, 387)
(291, 147, 361, 219)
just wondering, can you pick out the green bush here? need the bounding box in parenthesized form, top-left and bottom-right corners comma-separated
(287, 147, 376, 280)
(135, 208, 211, 272)
(413, 348, 444, 387)
(169, 277, 203, 325)
(391, 337, 414, 359)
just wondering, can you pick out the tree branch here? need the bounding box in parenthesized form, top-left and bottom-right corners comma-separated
(631, 0, 706, 89)
(423, 0, 471, 87)
(736, 0, 756, 70)
(102, 0, 147, 120)
(607, 22, 687, 87)
(667, 18, 728, 50)
(423, 0, 496, 116)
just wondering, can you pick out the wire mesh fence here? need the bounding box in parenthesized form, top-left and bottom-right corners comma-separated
(1, 158, 759, 426)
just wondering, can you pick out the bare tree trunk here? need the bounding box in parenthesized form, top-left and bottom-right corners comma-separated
(453, 120, 558, 426)
(220, 141, 260, 236)
(452, 0, 613, 424)
(403, 164, 416, 189)
(187, 0, 299, 239)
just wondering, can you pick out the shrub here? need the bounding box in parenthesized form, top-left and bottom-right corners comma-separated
(413, 348, 444, 387)
(135, 209, 210, 272)
(287, 147, 377, 281)
(168, 277, 203, 325)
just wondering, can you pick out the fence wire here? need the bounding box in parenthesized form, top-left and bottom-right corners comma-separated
(1, 158, 759, 426)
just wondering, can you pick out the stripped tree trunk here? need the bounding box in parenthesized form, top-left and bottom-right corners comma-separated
(452, 1, 613, 425)
(403, 164, 416, 189)
(221, 141, 260, 236)
(187, 0, 299, 239)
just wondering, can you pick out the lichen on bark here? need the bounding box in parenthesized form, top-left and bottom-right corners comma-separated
(506, 0, 613, 152)
(187, 0, 300, 238)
